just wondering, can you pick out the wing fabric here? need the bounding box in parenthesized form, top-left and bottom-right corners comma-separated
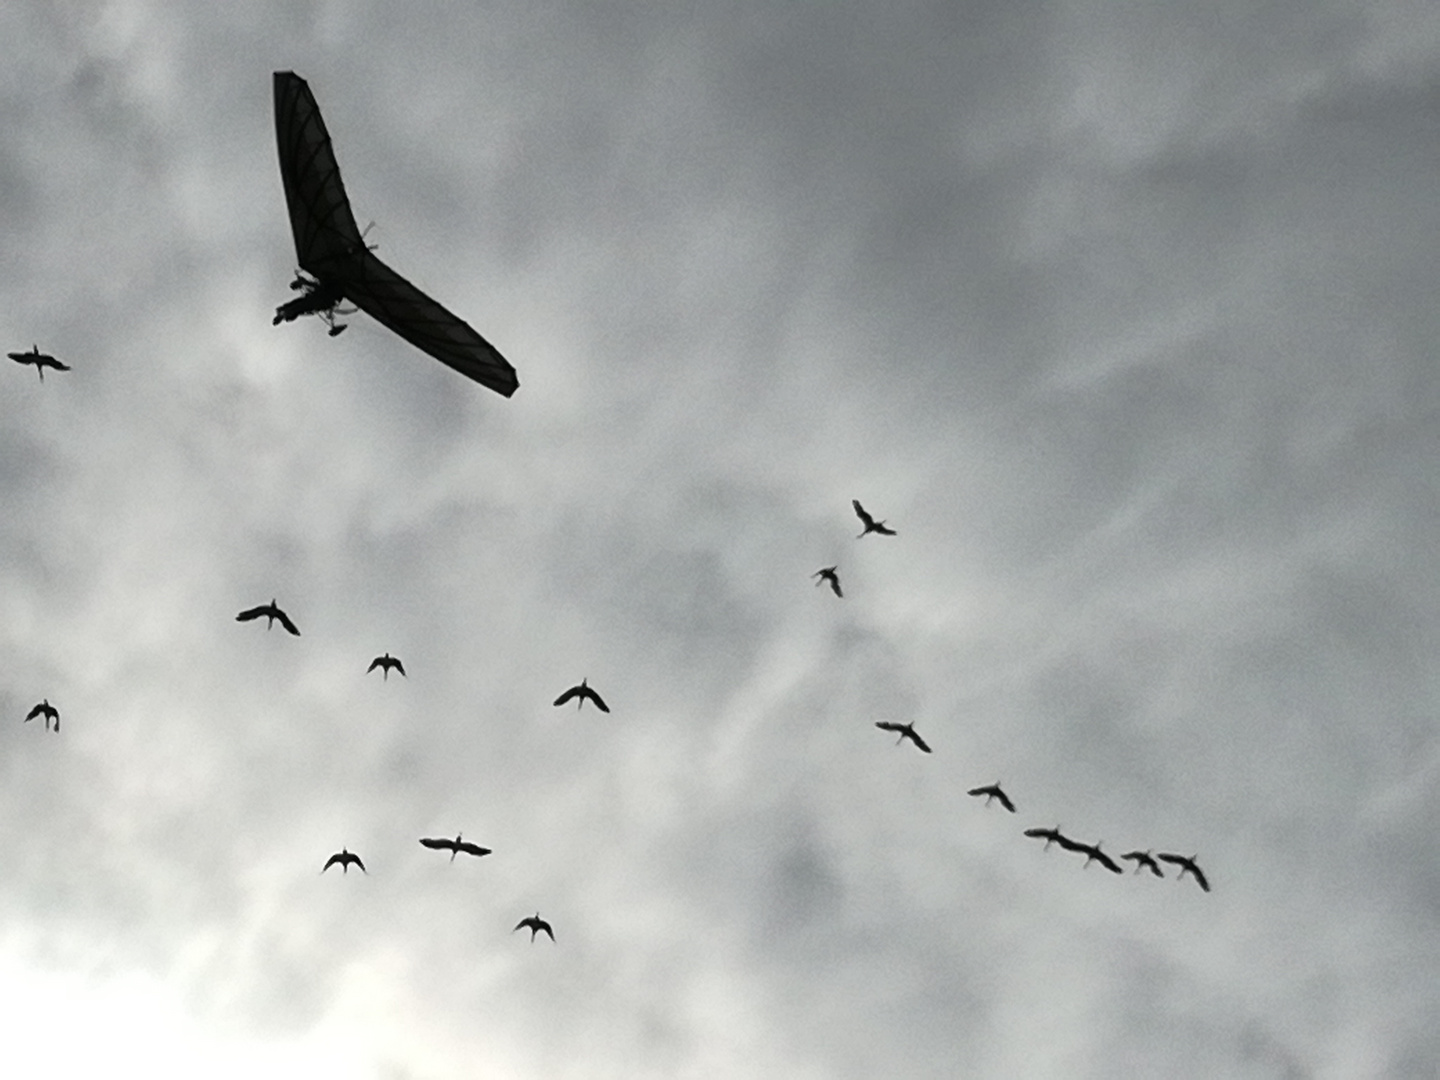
(340, 250, 519, 397)
(274, 72, 365, 277)
(273, 71, 519, 398)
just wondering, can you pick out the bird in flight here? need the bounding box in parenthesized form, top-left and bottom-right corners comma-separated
(1121, 850, 1165, 878)
(874, 720, 932, 754)
(967, 783, 1016, 812)
(1075, 841, 1124, 874)
(1023, 825, 1068, 850)
(514, 913, 555, 942)
(8, 345, 70, 380)
(322, 847, 366, 874)
(1156, 853, 1210, 892)
(24, 699, 59, 733)
(367, 653, 405, 680)
(419, 833, 492, 861)
(852, 500, 896, 538)
(812, 566, 843, 597)
(553, 677, 609, 712)
(236, 599, 300, 635)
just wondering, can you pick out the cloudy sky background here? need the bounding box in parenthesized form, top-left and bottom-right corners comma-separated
(3, 1, 1440, 1076)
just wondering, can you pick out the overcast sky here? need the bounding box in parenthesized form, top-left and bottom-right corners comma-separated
(4, 2, 1440, 1076)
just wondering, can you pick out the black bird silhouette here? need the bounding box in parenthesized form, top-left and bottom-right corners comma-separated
(874, 720, 932, 754)
(236, 599, 300, 635)
(553, 677, 609, 713)
(967, 783, 1016, 812)
(24, 698, 59, 733)
(852, 500, 896, 538)
(8, 345, 70, 380)
(419, 833, 492, 861)
(1121, 850, 1165, 878)
(813, 566, 843, 597)
(1075, 841, 1124, 874)
(514, 913, 554, 942)
(1023, 825, 1068, 850)
(1156, 853, 1210, 892)
(367, 653, 405, 680)
(322, 848, 366, 874)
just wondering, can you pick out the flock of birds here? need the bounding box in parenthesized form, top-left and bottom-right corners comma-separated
(820, 501, 1212, 894)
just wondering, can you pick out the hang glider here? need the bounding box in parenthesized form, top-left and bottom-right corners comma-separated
(272, 71, 518, 397)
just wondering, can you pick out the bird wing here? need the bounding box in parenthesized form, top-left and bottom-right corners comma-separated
(995, 789, 1016, 813)
(907, 729, 932, 753)
(1189, 865, 1211, 892)
(45, 357, 69, 370)
(553, 686, 580, 707)
(874, 721, 902, 735)
(513, 918, 534, 933)
(1023, 827, 1051, 840)
(832, 579, 843, 597)
(1055, 835, 1087, 853)
(852, 500, 875, 527)
(456, 842, 492, 858)
(876, 522, 897, 535)
(322, 853, 342, 872)
(1155, 853, 1187, 869)
(274, 608, 301, 635)
(392, 658, 406, 676)
(351, 854, 366, 872)
(236, 606, 266, 622)
(583, 687, 611, 713)
(24, 703, 43, 721)
(538, 922, 555, 941)
(7, 352, 26, 363)
(367, 657, 383, 673)
(419, 837, 453, 852)
(966, 785, 992, 798)
(1096, 852, 1123, 873)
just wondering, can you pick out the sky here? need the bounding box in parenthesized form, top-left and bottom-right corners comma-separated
(3, 1, 1440, 1076)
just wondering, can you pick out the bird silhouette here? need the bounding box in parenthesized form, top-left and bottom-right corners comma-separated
(514, 913, 554, 942)
(852, 500, 896, 538)
(24, 698, 59, 733)
(1075, 841, 1124, 874)
(1023, 825, 1068, 850)
(812, 566, 843, 597)
(967, 783, 1016, 812)
(322, 848, 365, 874)
(1121, 850, 1165, 878)
(419, 833, 492, 861)
(236, 599, 300, 635)
(367, 653, 405, 680)
(553, 677, 609, 712)
(874, 720, 932, 754)
(1156, 853, 1210, 892)
(8, 345, 70, 381)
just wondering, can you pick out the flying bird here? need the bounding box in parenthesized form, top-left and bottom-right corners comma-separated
(8, 345, 69, 380)
(874, 720, 932, 754)
(852, 500, 896, 538)
(419, 834, 492, 861)
(514, 913, 554, 942)
(321, 848, 366, 874)
(1023, 825, 1068, 850)
(272, 72, 519, 396)
(1075, 841, 1124, 874)
(967, 783, 1016, 812)
(24, 699, 59, 733)
(1121, 850, 1165, 878)
(553, 677, 609, 713)
(1156, 853, 1211, 892)
(367, 653, 405, 680)
(236, 599, 300, 635)
(812, 566, 843, 597)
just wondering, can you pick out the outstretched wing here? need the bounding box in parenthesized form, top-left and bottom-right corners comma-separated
(273, 71, 518, 398)
(537, 921, 555, 941)
(874, 721, 902, 735)
(24, 703, 43, 722)
(236, 606, 266, 622)
(456, 842, 492, 858)
(391, 658, 406, 676)
(994, 788, 1016, 813)
(852, 500, 875, 528)
(273, 608, 301, 636)
(582, 687, 611, 713)
(1188, 864, 1211, 892)
(322, 853, 343, 872)
(553, 686, 581, 707)
(367, 657, 383, 673)
(419, 837, 454, 852)
(906, 729, 933, 754)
